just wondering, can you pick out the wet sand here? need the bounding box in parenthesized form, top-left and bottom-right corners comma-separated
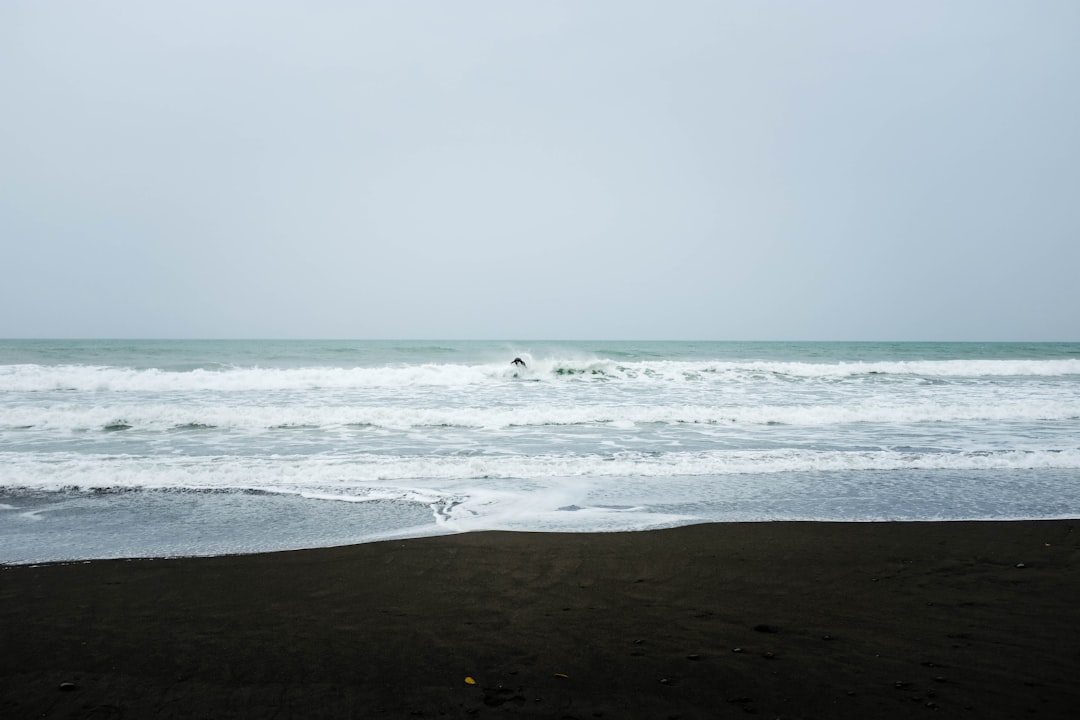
(2, 520, 1079, 719)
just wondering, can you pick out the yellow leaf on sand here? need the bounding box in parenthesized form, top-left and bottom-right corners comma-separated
(465, 676, 476, 685)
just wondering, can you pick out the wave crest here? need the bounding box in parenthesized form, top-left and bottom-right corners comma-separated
(2, 357, 1078, 393)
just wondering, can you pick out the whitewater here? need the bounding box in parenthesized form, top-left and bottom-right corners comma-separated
(2, 340, 1079, 564)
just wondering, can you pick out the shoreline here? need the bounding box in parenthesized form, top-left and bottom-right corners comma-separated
(9, 513, 1080, 568)
(8, 479, 1080, 566)
(3, 520, 1079, 718)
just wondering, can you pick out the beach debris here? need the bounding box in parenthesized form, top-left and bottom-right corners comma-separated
(58, 682, 78, 692)
(464, 676, 477, 685)
(686, 653, 702, 661)
(732, 647, 744, 653)
(554, 673, 569, 679)
(1015, 562, 1026, 568)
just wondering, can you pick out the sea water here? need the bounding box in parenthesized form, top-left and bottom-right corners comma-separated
(2, 340, 1078, 564)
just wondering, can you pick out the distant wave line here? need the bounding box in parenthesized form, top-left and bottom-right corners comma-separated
(2, 357, 1079, 392)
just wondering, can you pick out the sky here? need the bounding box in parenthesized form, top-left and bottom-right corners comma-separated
(2, 1, 1078, 341)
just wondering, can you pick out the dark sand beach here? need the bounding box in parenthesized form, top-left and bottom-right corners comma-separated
(2, 520, 1079, 719)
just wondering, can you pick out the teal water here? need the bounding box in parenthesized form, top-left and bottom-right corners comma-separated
(4, 339, 1078, 369)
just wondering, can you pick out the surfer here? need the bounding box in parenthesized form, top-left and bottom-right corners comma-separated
(511, 357, 526, 368)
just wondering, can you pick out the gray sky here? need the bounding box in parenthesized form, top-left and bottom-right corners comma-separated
(2, 1, 1078, 341)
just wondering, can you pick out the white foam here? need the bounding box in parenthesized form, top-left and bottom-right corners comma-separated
(697, 358, 1080, 378)
(429, 480, 695, 534)
(0, 362, 498, 392)
(2, 399, 1077, 432)
(3, 448, 1079, 496)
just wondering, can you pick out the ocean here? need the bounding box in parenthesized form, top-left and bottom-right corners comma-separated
(2, 339, 1078, 564)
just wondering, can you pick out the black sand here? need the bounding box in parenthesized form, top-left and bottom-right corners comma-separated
(2, 520, 1079, 718)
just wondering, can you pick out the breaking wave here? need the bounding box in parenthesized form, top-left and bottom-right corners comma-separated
(3, 447, 1080, 494)
(2, 357, 1078, 393)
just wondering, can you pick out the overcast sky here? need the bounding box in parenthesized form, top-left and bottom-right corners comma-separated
(2, 1, 1078, 341)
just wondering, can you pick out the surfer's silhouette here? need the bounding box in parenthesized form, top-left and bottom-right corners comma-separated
(511, 357, 527, 368)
